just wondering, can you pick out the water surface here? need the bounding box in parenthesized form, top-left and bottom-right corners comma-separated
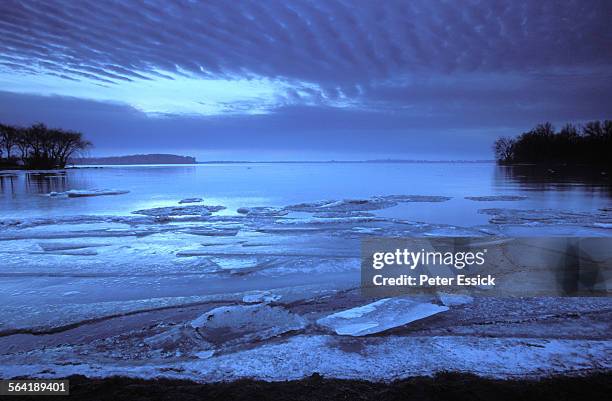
(1, 162, 610, 226)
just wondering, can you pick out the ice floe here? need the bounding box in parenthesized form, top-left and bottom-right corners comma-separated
(242, 290, 282, 304)
(181, 227, 239, 236)
(37, 242, 110, 251)
(465, 195, 527, 201)
(285, 195, 451, 214)
(312, 211, 375, 218)
(237, 207, 289, 217)
(285, 198, 396, 213)
(178, 198, 203, 204)
(480, 208, 612, 227)
(191, 304, 307, 346)
(31, 248, 99, 256)
(49, 189, 129, 197)
(0, 215, 157, 229)
(132, 205, 226, 217)
(317, 297, 448, 336)
(380, 195, 452, 202)
(438, 293, 474, 306)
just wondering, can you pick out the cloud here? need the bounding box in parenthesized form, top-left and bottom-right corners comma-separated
(0, 1, 610, 158)
(1, 0, 610, 115)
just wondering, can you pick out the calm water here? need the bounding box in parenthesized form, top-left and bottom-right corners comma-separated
(1, 162, 610, 226)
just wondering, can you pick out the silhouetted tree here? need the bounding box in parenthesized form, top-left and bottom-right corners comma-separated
(493, 136, 515, 162)
(0, 122, 92, 169)
(493, 120, 611, 165)
(0, 123, 19, 159)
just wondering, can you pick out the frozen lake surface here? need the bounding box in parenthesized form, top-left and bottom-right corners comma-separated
(0, 162, 610, 381)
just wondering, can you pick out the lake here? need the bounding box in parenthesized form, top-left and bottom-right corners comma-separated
(2, 162, 610, 227)
(0, 161, 611, 381)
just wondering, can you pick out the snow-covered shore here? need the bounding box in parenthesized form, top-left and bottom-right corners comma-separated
(0, 196, 610, 381)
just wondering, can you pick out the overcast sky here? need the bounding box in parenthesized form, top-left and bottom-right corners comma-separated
(0, 0, 610, 160)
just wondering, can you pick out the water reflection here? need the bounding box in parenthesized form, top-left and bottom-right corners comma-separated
(495, 164, 612, 195)
(25, 172, 69, 194)
(0, 174, 18, 195)
(1, 163, 611, 223)
(0, 171, 93, 197)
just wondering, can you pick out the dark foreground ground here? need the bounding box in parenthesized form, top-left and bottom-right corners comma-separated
(5, 372, 611, 401)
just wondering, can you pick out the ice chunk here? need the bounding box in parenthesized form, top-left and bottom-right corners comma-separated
(210, 256, 259, 271)
(191, 304, 306, 346)
(0, 215, 157, 229)
(38, 242, 109, 251)
(142, 325, 214, 357)
(195, 350, 215, 359)
(423, 226, 486, 237)
(380, 195, 452, 202)
(285, 195, 450, 214)
(465, 195, 527, 201)
(132, 205, 226, 217)
(479, 208, 612, 227)
(285, 198, 396, 213)
(182, 228, 239, 236)
(242, 290, 282, 304)
(179, 198, 203, 204)
(32, 249, 99, 256)
(237, 207, 289, 217)
(49, 189, 129, 197)
(438, 293, 474, 306)
(317, 297, 448, 336)
(312, 211, 375, 218)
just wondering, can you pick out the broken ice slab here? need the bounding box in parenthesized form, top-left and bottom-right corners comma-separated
(237, 207, 289, 217)
(285, 198, 397, 213)
(465, 195, 527, 201)
(210, 256, 260, 271)
(242, 290, 282, 304)
(179, 198, 203, 204)
(30, 249, 99, 256)
(312, 211, 375, 218)
(380, 195, 452, 202)
(190, 304, 306, 346)
(479, 208, 612, 227)
(0, 228, 158, 241)
(317, 297, 448, 336)
(37, 242, 110, 251)
(285, 195, 451, 214)
(438, 293, 474, 306)
(0, 215, 158, 229)
(132, 205, 226, 217)
(49, 189, 129, 197)
(143, 325, 214, 358)
(182, 227, 239, 236)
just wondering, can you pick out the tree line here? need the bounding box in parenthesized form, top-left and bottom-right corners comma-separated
(0, 123, 91, 169)
(493, 120, 612, 165)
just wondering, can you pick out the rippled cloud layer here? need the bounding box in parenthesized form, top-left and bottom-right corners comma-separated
(0, 0, 610, 157)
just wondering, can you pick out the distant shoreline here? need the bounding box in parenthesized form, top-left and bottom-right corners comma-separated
(1, 160, 497, 171)
(69, 154, 196, 165)
(196, 159, 496, 164)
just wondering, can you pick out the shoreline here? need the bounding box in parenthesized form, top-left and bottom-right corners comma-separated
(3, 372, 610, 400)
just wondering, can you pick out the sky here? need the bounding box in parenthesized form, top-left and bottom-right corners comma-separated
(0, 0, 611, 161)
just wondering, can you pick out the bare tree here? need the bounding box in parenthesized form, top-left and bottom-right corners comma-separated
(0, 123, 18, 159)
(493, 136, 515, 162)
(1, 122, 92, 168)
